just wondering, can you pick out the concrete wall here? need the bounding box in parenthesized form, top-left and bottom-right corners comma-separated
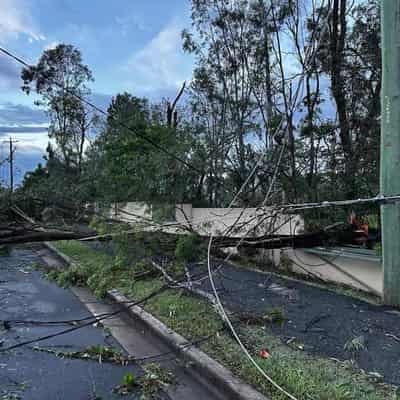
(175, 204, 303, 237)
(111, 202, 304, 237)
(110, 202, 382, 296)
(111, 202, 152, 223)
(277, 248, 382, 296)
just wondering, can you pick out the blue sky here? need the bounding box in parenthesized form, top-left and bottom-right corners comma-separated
(0, 0, 194, 186)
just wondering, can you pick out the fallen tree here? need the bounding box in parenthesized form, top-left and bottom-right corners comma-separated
(0, 203, 372, 250)
(0, 217, 366, 250)
(0, 230, 93, 245)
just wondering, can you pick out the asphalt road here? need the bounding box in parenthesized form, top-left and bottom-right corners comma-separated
(84, 239, 400, 386)
(0, 246, 169, 400)
(0, 246, 231, 400)
(192, 260, 400, 385)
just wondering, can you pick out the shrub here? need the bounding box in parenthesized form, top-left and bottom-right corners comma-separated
(47, 265, 89, 287)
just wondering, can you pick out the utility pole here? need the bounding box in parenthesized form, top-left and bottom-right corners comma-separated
(9, 137, 13, 193)
(2, 137, 16, 193)
(381, 1, 400, 306)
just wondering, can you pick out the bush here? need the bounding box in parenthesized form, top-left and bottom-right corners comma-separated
(47, 265, 89, 287)
(50, 240, 155, 299)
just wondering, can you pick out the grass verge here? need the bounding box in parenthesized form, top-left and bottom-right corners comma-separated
(50, 240, 399, 400)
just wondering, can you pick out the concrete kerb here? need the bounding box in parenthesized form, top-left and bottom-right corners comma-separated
(44, 241, 75, 266)
(42, 241, 269, 400)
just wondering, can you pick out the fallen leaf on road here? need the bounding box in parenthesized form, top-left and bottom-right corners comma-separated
(259, 349, 270, 358)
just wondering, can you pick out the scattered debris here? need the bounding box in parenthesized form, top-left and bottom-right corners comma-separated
(368, 371, 384, 382)
(113, 364, 175, 398)
(0, 381, 29, 400)
(113, 372, 138, 395)
(303, 313, 331, 333)
(236, 313, 266, 326)
(285, 337, 296, 345)
(384, 309, 400, 317)
(265, 308, 286, 326)
(385, 333, 400, 343)
(236, 308, 286, 326)
(1, 393, 21, 400)
(344, 335, 367, 356)
(139, 363, 175, 399)
(32, 345, 135, 365)
(267, 283, 298, 300)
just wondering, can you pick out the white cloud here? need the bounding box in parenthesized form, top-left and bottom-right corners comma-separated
(0, 0, 45, 43)
(5, 131, 49, 152)
(44, 41, 60, 51)
(124, 21, 193, 93)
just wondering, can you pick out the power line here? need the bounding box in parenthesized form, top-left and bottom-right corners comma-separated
(0, 46, 202, 175)
(0, 8, 377, 399)
(0, 263, 211, 353)
(29, 328, 223, 366)
(279, 194, 400, 212)
(205, 2, 334, 399)
(0, 19, 318, 214)
(0, 282, 168, 352)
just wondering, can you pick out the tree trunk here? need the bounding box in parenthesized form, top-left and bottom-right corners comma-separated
(330, 0, 354, 195)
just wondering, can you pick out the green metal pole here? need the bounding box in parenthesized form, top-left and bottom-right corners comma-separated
(381, 1, 400, 306)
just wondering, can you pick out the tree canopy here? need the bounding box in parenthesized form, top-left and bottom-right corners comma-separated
(11, 1, 381, 225)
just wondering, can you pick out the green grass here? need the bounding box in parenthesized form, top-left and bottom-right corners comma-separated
(49, 240, 146, 298)
(202, 327, 398, 400)
(51, 240, 399, 400)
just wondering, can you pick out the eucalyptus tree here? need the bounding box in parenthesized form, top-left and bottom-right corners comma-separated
(313, 0, 381, 198)
(21, 44, 96, 171)
(182, 0, 293, 205)
(87, 93, 196, 206)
